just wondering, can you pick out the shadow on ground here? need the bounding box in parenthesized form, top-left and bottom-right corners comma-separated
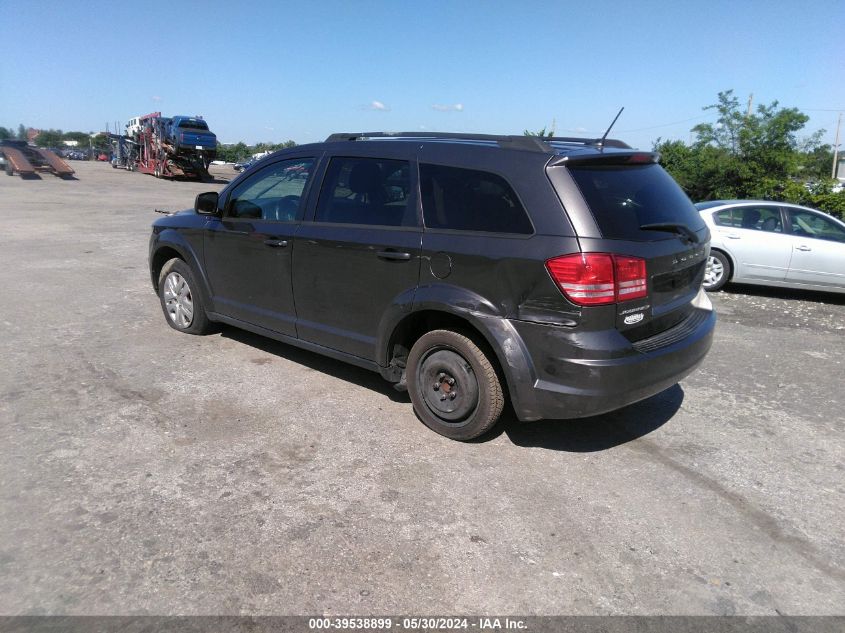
(219, 326, 410, 404)
(497, 384, 683, 451)
(722, 284, 845, 305)
(221, 325, 683, 450)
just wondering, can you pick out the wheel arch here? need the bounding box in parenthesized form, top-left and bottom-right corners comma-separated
(380, 305, 541, 421)
(149, 232, 214, 311)
(150, 245, 184, 291)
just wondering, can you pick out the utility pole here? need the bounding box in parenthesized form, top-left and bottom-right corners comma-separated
(832, 112, 842, 180)
(746, 93, 754, 117)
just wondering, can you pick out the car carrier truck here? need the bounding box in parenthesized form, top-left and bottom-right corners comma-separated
(112, 112, 216, 180)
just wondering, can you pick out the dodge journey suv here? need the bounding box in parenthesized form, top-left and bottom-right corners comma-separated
(149, 132, 715, 440)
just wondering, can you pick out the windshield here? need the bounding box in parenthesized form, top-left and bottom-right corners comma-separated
(569, 163, 705, 240)
(178, 120, 209, 130)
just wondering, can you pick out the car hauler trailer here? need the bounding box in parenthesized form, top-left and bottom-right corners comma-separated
(120, 112, 216, 181)
(0, 140, 75, 178)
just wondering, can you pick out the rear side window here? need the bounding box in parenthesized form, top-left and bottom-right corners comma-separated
(420, 164, 533, 234)
(714, 206, 782, 232)
(315, 157, 415, 227)
(569, 164, 705, 240)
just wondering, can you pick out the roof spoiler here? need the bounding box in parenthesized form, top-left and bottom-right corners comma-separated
(548, 151, 659, 166)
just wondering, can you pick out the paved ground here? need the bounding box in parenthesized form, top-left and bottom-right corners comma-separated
(0, 161, 843, 616)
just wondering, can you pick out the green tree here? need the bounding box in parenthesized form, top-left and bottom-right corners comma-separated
(216, 142, 250, 163)
(34, 129, 64, 147)
(63, 131, 91, 146)
(17, 124, 27, 140)
(0, 126, 12, 140)
(686, 90, 810, 196)
(798, 144, 834, 181)
(91, 133, 111, 150)
(655, 90, 845, 217)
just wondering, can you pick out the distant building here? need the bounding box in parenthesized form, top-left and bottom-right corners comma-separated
(837, 158, 844, 182)
(26, 128, 40, 142)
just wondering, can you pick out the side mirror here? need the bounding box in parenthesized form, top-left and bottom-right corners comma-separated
(195, 191, 220, 215)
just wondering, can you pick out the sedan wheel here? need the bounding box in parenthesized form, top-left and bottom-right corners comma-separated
(703, 251, 731, 291)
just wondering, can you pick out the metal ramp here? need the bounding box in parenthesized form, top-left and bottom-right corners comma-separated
(33, 148, 74, 176)
(1, 145, 36, 176)
(1, 141, 75, 178)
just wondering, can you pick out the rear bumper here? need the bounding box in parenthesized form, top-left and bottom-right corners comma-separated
(505, 290, 715, 421)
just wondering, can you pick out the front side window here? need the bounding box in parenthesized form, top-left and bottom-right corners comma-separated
(226, 158, 314, 221)
(315, 157, 414, 227)
(419, 164, 532, 234)
(787, 210, 845, 243)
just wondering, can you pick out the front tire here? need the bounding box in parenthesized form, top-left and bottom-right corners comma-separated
(407, 330, 504, 441)
(703, 250, 731, 291)
(157, 258, 212, 334)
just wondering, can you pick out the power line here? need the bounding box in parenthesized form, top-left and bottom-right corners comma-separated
(618, 113, 715, 134)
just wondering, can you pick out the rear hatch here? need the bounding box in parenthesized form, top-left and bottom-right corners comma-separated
(547, 155, 709, 343)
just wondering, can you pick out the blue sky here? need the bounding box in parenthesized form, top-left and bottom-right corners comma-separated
(1, 1, 843, 150)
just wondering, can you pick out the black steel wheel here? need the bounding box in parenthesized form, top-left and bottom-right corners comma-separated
(407, 330, 504, 441)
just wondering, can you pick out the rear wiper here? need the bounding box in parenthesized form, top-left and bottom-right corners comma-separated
(640, 222, 700, 243)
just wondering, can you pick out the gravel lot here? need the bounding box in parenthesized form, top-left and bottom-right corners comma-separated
(1, 161, 843, 616)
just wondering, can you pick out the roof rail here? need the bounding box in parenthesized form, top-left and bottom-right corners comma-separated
(325, 132, 558, 153)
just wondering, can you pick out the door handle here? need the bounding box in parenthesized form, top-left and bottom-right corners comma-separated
(725, 233, 741, 239)
(377, 250, 411, 261)
(795, 245, 812, 251)
(264, 239, 289, 248)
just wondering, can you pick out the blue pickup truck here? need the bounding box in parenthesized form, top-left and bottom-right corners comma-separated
(166, 116, 217, 165)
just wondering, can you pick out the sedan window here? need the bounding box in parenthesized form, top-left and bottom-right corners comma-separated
(787, 210, 845, 243)
(714, 206, 782, 232)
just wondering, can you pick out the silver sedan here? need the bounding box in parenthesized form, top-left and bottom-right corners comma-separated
(696, 200, 845, 294)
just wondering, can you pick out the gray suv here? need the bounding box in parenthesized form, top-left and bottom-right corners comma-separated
(149, 132, 715, 440)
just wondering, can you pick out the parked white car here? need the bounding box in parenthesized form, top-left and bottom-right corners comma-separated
(696, 200, 845, 294)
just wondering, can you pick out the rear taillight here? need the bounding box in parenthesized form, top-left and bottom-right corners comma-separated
(546, 253, 647, 306)
(615, 255, 647, 300)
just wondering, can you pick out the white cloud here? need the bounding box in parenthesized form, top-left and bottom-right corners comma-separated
(151, 95, 162, 102)
(432, 103, 464, 112)
(567, 126, 589, 133)
(369, 100, 389, 111)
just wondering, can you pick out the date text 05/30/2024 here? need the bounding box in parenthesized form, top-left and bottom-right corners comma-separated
(308, 617, 527, 630)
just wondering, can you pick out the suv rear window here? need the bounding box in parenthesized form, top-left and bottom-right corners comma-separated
(420, 164, 533, 234)
(569, 164, 704, 240)
(178, 119, 209, 130)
